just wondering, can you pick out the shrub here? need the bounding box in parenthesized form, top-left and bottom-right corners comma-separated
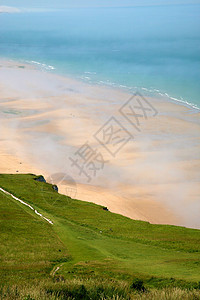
(130, 279, 146, 292)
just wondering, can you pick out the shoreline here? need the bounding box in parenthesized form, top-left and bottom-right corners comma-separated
(29, 57, 200, 111)
(1, 57, 199, 111)
(0, 59, 200, 229)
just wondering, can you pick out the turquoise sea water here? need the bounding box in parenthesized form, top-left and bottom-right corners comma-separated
(0, 4, 200, 107)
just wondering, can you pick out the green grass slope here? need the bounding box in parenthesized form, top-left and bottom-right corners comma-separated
(0, 174, 200, 299)
(0, 181, 68, 285)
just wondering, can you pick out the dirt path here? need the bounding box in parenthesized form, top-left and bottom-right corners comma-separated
(0, 187, 53, 224)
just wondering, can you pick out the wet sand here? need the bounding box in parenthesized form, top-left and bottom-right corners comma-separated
(0, 60, 199, 228)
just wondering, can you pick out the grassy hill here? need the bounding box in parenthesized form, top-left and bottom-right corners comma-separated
(0, 173, 200, 299)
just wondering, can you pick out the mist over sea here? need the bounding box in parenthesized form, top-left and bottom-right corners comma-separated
(0, 3, 200, 107)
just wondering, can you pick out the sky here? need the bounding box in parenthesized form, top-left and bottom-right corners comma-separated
(1, 0, 200, 9)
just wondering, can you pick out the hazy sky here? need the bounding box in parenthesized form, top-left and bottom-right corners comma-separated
(1, 0, 200, 9)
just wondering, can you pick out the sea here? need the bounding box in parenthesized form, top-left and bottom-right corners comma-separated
(0, 4, 200, 108)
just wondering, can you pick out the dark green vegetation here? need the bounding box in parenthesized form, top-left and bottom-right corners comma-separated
(0, 174, 200, 299)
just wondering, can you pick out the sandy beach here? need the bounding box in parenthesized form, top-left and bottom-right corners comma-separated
(0, 60, 199, 229)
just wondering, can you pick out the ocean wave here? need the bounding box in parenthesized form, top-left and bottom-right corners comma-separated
(84, 71, 97, 75)
(27, 60, 55, 71)
(95, 80, 200, 111)
(149, 87, 200, 111)
(24, 59, 200, 111)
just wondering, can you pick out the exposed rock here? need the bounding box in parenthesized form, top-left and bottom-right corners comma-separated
(52, 185, 58, 192)
(34, 175, 46, 183)
(103, 206, 109, 211)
